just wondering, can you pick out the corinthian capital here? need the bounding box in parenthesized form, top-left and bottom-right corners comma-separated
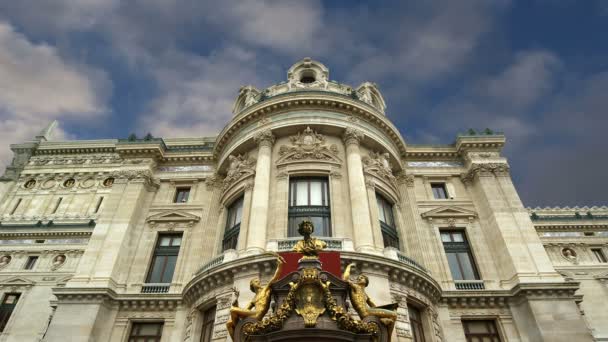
(342, 127, 364, 146)
(253, 129, 275, 147)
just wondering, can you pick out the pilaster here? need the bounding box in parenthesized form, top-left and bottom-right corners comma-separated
(395, 172, 429, 269)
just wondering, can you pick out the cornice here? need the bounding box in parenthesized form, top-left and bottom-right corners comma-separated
(52, 287, 183, 309)
(455, 135, 506, 153)
(213, 92, 408, 160)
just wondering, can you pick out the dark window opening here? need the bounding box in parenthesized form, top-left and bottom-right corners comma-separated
(223, 197, 243, 251)
(129, 322, 163, 342)
(0, 293, 20, 332)
(431, 183, 448, 199)
(200, 306, 216, 342)
(300, 71, 316, 84)
(24, 256, 38, 270)
(592, 249, 607, 263)
(94, 196, 104, 213)
(52, 197, 62, 214)
(441, 231, 480, 280)
(174, 187, 191, 203)
(146, 234, 182, 284)
(10, 199, 21, 215)
(408, 305, 426, 342)
(288, 177, 331, 237)
(377, 193, 399, 249)
(462, 320, 502, 342)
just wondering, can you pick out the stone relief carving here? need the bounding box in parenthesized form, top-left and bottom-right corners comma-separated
(51, 254, 67, 270)
(562, 247, 578, 263)
(223, 154, 256, 190)
(396, 172, 415, 187)
(276, 127, 340, 165)
(362, 151, 396, 183)
(29, 154, 123, 166)
(460, 163, 510, 184)
(0, 255, 11, 269)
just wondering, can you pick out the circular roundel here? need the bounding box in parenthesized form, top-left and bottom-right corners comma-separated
(102, 177, 115, 187)
(63, 178, 76, 188)
(23, 179, 36, 189)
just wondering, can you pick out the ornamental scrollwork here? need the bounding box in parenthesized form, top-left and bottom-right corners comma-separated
(223, 154, 256, 190)
(276, 127, 341, 165)
(460, 163, 510, 184)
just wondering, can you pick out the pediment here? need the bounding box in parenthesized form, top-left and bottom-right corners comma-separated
(146, 210, 201, 224)
(421, 206, 477, 219)
(0, 276, 35, 286)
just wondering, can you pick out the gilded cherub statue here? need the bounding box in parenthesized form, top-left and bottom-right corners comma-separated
(292, 220, 326, 258)
(226, 252, 286, 339)
(343, 263, 398, 335)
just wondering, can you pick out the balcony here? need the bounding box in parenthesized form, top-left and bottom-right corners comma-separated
(141, 283, 170, 293)
(454, 280, 485, 290)
(274, 237, 348, 252)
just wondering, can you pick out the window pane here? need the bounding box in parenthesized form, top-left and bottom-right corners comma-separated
(458, 253, 477, 280)
(159, 237, 171, 246)
(235, 201, 243, 225)
(447, 253, 463, 280)
(377, 198, 386, 223)
(171, 237, 182, 247)
(310, 181, 323, 205)
(441, 232, 451, 242)
(148, 256, 165, 283)
(296, 181, 308, 205)
(452, 232, 464, 242)
(161, 256, 177, 283)
(138, 324, 160, 336)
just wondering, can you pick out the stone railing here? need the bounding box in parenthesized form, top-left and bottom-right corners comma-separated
(396, 252, 428, 274)
(274, 237, 346, 252)
(141, 283, 170, 294)
(197, 254, 225, 274)
(454, 280, 485, 290)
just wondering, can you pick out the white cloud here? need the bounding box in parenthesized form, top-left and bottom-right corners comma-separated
(0, 21, 108, 172)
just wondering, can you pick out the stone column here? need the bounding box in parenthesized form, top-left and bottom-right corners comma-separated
(245, 130, 275, 254)
(342, 128, 375, 253)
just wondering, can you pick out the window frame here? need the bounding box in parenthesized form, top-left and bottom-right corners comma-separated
(0, 293, 20, 333)
(376, 192, 399, 249)
(23, 256, 38, 270)
(462, 319, 503, 342)
(222, 196, 244, 252)
(431, 182, 449, 199)
(408, 305, 426, 342)
(128, 321, 164, 342)
(288, 177, 332, 237)
(440, 230, 481, 281)
(145, 233, 183, 284)
(591, 248, 607, 263)
(200, 306, 216, 342)
(174, 187, 191, 203)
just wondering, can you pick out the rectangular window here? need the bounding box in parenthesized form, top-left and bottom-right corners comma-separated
(431, 183, 448, 199)
(0, 293, 20, 332)
(592, 249, 607, 263)
(129, 322, 163, 342)
(200, 306, 216, 342)
(462, 320, 502, 342)
(441, 231, 480, 280)
(376, 193, 399, 249)
(408, 305, 426, 342)
(288, 177, 331, 237)
(146, 234, 182, 284)
(223, 197, 244, 251)
(24, 256, 38, 270)
(174, 187, 191, 203)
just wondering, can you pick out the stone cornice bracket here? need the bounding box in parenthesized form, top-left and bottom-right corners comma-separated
(460, 162, 510, 184)
(116, 169, 160, 190)
(342, 127, 364, 146)
(253, 129, 275, 147)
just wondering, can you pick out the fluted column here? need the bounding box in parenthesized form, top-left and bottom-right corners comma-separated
(343, 128, 375, 253)
(246, 129, 275, 254)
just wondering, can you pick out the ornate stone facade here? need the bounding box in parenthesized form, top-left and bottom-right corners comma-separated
(0, 58, 603, 342)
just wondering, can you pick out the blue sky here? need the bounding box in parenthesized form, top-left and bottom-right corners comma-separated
(0, 0, 606, 207)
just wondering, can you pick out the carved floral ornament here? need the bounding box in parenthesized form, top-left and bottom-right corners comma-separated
(276, 126, 341, 165)
(460, 162, 510, 184)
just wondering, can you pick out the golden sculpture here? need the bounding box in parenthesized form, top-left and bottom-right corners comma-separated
(226, 252, 286, 339)
(343, 263, 398, 336)
(292, 220, 327, 257)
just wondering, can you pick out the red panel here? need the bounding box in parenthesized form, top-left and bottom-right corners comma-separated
(278, 252, 342, 279)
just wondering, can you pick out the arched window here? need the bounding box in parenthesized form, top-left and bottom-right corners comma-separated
(376, 193, 399, 249)
(288, 177, 331, 237)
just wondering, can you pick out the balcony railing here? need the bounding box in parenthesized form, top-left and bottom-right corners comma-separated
(277, 237, 343, 251)
(396, 252, 428, 274)
(141, 283, 170, 293)
(198, 254, 225, 274)
(454, 280, 485, 290)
